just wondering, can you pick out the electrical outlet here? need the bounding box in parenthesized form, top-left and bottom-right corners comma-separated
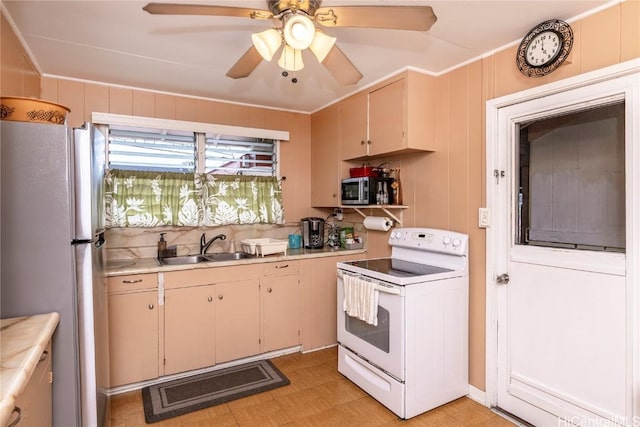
(334, 207, 343, 221)
(478, 208, 490, 228)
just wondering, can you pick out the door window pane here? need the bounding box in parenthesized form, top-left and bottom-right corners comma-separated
(516, 102, 625, 252)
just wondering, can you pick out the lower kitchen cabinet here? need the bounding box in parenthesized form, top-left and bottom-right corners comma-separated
(107, 274, 159, 387)
(164, 279, 260, 374)
(163, 265, 261, 373)
(215, 279, 260, 363)
(164, 285, 216, 375)
(260, 261, 299, 353)
(12, 341, 52, 427)
(106, 254, 361, 386)
(299, 253, 364, 351)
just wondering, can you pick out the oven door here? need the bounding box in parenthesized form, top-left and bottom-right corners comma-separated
(337, 272, 404, 380)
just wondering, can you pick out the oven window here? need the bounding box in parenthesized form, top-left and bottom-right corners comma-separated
(344, 306, 390, 353)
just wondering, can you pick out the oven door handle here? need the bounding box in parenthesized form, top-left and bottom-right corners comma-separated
(338, 270, 402, 295)
(373, 284, 401, 295)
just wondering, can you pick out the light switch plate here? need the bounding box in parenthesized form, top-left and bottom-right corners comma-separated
(478, 208, 490, 228)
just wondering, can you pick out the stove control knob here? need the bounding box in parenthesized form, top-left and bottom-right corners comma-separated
(442, 236, 451, 246)
(452, 238, 461, 247)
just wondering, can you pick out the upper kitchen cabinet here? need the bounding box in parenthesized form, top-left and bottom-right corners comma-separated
(339, 92, 368, 160)
(340, 70, 436, 161)
(311, 103, 350, 207)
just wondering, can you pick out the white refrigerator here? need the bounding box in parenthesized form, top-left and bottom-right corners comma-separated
(1, 120, 110, 427)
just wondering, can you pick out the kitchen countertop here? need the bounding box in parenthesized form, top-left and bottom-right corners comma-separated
(107, 246, 366, 276)
(0, 312, 59, 427)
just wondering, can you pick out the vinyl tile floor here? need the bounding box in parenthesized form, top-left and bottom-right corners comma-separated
(110, 346, 516, 427)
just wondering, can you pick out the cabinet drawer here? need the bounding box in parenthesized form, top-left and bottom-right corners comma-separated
(263, 260, 299, 277)
(164, 264, 262, 289)
(108, 273, 157, 294)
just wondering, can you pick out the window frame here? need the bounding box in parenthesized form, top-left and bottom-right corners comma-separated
(92, 112, 289, 175)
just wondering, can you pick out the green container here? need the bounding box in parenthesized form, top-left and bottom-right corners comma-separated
(339, 227, 354, 249)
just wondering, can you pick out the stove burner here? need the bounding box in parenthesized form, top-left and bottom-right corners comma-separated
(346, 258, 453, 278)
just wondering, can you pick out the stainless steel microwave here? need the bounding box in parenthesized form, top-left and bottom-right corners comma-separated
(341, 177, 394, 205)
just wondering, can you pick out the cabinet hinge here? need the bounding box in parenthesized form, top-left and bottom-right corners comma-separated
(48, 371, 53, 384)
(163, 358, 166, 366)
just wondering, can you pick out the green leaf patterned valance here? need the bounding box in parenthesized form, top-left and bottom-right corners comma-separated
(104, 169, 284, 227)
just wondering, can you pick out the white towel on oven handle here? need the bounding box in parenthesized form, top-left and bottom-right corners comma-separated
(342, 273, 379, 326)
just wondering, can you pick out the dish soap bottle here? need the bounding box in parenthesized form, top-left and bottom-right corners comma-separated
(158, 233, 167, 258)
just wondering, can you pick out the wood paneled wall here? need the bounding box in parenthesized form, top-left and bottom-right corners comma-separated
(392, 1, 639, 391)
(0, 13, 39, 97)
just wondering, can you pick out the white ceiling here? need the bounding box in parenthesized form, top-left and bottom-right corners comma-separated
(2, 0, 614, 113)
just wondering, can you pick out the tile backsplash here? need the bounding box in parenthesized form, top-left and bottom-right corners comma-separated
(105, 221, 362, 261)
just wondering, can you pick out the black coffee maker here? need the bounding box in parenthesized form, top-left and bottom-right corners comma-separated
(301, 217, 325, 249)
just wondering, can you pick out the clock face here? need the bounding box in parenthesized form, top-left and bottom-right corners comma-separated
(516, 19, 573, 78)
(525, 31, 561, 67)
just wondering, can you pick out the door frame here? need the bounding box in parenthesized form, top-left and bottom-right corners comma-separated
(485, 59, 640, 420)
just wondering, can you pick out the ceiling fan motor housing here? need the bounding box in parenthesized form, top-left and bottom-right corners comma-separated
(268, 0, 321, 16)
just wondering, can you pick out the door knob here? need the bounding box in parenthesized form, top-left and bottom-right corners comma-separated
(496, 273, 510, 285)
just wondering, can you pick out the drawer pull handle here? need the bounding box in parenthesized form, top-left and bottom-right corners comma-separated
(218, 295, 224, 300)
(208, 296, 213, 302)
(275, 264, 289, 269)
(7, 407, 21, 427)
(38, 350, 49, 364)
(148, 304, 154, 310)
(122, 279, 142, 284)
(267, 288, 273, 293)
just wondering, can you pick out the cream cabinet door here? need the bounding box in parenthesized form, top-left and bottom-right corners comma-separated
(13, 342, 52, 427)
(311, 103, 344, 207)
(215, 279, 260, 363)
(368, 79, 405, 157)
(339, 92, 369, 160)
(108, 291, 159, 387)
(261, 273, 299, 353)
(164, 285, 216, 375)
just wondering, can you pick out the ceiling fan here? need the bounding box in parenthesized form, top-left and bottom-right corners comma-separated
(143, 1, 437, 85)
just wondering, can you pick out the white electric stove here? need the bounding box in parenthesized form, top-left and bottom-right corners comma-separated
(336, 227, 469, 419)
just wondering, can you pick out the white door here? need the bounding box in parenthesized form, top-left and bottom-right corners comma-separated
(486, 64, 640, 426)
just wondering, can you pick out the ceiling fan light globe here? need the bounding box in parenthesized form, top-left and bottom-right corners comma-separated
(283, 14, 315, 50)
(309, 30, 336, 63)
(278, 45, 304, 71)
(251, 28, 282, 61)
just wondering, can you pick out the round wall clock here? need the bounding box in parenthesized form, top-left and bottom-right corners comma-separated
(516, 19, 573, 77)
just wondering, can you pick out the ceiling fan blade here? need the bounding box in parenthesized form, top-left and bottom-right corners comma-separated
(226, 46, 264, 79)
(314, 6, 437, 31)
(321, 44, 362, 86)
(143, 3, 273, 19)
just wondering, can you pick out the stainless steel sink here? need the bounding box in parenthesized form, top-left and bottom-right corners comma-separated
(157, 255, 210, 265)
(206, 252, 253, 261)
(157, 252, 252, 265)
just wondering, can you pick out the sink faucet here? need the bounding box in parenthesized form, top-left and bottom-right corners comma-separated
(200, 233, 227, 254)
